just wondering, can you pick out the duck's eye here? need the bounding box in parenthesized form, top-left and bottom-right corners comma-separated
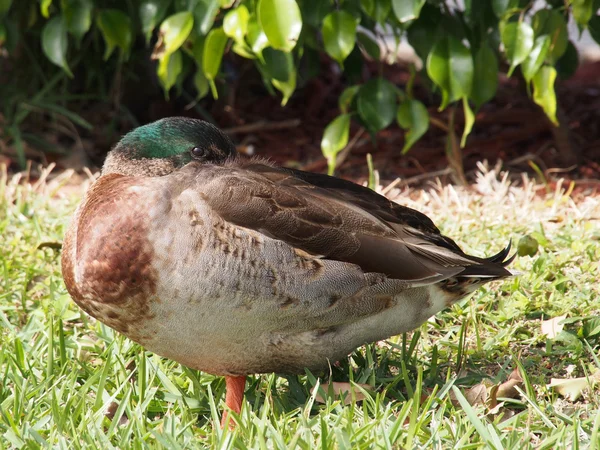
(191, 147, 207, 158)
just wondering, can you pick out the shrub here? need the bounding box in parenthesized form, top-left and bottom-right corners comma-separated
(1, 0, 598, 171)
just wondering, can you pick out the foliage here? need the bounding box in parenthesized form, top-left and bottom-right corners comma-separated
(0, 0, 599, 170)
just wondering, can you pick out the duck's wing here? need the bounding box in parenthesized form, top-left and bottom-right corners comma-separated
(192, 161, 512, 283)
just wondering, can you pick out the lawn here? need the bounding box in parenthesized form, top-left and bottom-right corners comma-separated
(1, 162, 599, 449)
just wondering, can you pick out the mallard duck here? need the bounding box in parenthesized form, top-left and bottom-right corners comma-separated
(62, 117, 514, 426)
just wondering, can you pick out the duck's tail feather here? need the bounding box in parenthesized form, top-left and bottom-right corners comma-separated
(459, 241, 516, 279)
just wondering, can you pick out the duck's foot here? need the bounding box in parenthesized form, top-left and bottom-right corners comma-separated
(220, 375, 247, 429)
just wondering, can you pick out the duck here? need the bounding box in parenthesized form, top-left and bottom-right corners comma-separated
(61, 117, 514, 427)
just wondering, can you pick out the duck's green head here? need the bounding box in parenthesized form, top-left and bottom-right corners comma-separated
(103, 117, 237, 176)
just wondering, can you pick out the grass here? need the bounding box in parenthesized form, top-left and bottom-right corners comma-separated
(1, 162, 599, 449)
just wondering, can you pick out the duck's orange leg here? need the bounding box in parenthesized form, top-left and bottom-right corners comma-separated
(220, 375, 246, 428)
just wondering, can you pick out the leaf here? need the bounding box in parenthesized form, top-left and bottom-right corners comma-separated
(470, 41, 498, 109)
(357, 78, 397, 134)
(517, 234, 539, 256)
(521, 35, 550, 83)
(501, 21, 534, 76)
(139, 0, 172, 44)
(338, 85, 360, 113)
(357, 31, 380, 60)
(495, 369, 523, 400)
(555, 41, 579, 80)
(396, 99, 429, 154)
(541, 314, 567, 339)
(257, 0, 302, 52)
(0, 0, 12, 16)
(549, 371, 600, 402)
(194, 68, 209, 99)
(391, 0, 425, 23)
(223, 5, 249, 43)
(40, 0, 52, 18)
(63, 0, 93, 41)
(313, 381, 371, 405)
(157, 50, 182, 93)
(531, 9, 568, 63)
(203, 27, 228, 97)
(407, 14, 441, 62)
(41, 16, 73, 77)
(322, 10, 357, 65)
(491, 0, 523, 18)
(262, 47, 292, 81)
(193, 0, 220, 35)
(159, 12, 194, 55)
(321, 114, 351, 172)
(371, 0, 391, 24)
(461, 97, 474, 147)
(464, 383, 488, 406)
(582, 316, 600, 339)
(97, 9, 133, 60)
(589, 15, 600, 45)
(571, 0, 594, 27)
(263, 49, 296, 105)
(532, 65, 558, 126)
(426, 36, 473, 110)
(301, 0, 329, 27)
(247, 17, 269, 56)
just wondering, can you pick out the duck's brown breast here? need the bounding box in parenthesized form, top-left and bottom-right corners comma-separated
(62, 174, 160, 342)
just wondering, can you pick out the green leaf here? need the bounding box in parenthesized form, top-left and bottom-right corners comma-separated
(426, 36, 473, 110)
(203, 26, 228, 97)
(159, 12, 194, 55)
(97, 9, 133, 59)
(262, 48, 296, 104)
(470, 42, 498, 109)
(372, 0, 391, 24)
(357, 31, 380, 60)
(262, 47, 292, 81)
(491, 0, 528, 18)
(223, 5, 249, 43)
(532, 9, 568, 63)
(522, 35, 550, 83)
(407, 13, 441, 62)
(501, 21, 534, 76)
(41, 16, 72, 77)
(194, 0, 220, 35)
(391, 0, 425, 23)
(272, 72, 296, 105)
(248, 17, 269, 56)
(257, 0, 302, 52)
(461, 97, 474, 147)
(572, 0, 594, 27)
(194, 69, 209, 99)
(339, 85, 360, 113)
(40, 0, 52, 18)
(589, 15, 600, 45)
(321, 114, 351, 174)
(140, 0, 172, 44)
(396, 99, 429, 154)
(0, 0, 12, 16)
(322, 11, 357, 65)
(532, 65, 558, 126)
(157, 49, 182, 94)
(232, 41, 255, 58)
(555, 41, 579, 80)
(63, 0, 92, 41)
(357, 78, 397, 133)
(301, 0, 329, 27)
